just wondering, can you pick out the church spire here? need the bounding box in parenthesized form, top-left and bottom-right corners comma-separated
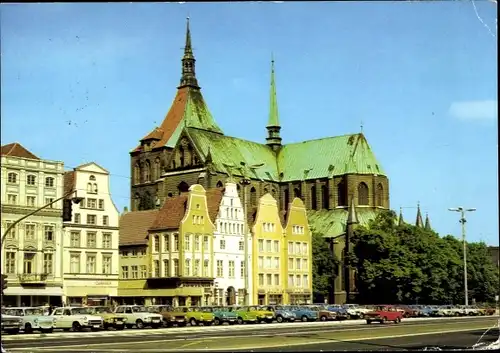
(347, 196, 358, 224)
(416, 202, 424, 228)
(425, 212, 432, 230)
(398, 207, 404, 226)
(179, 17, 200, 89)
(266, 54, 282, 151)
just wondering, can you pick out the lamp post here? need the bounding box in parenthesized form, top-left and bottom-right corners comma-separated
(239, 178, 251, 306)
(448, 207, 476, 307)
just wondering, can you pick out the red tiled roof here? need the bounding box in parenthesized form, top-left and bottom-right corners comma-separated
(205, 188, 224, 223)
(63, 171, 75, 196)
(119, 210, 159, 246)
(141, 127, 164, 142)
(1, 143, 40, 160)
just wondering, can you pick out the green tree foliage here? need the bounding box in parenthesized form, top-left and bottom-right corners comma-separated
(348, 210, 499, 304)
(311, 228, 339, 302)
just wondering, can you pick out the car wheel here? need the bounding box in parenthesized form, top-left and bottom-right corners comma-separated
(320, 315, 327, 321)
(136, 320, 144, 329)
(358, 313, 364, 319)
(276, 316, 284, 323)
(237, 317, 244, 325)
(366, 320, 372, 325)
(72, 322, 82, 332)
(24, 323, 33, 334)
(214, 318, 220, 326)
(394, 317, 401, 324)
(301, 315, 308, 322)
(190, 318, 197, 326)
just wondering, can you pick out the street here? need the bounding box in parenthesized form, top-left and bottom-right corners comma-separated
(2, 317, 498, 352)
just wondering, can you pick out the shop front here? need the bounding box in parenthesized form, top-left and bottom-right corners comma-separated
(288, 289, 312, 305)
(3, 285, 63, 307)
(64, 278, 118, 307)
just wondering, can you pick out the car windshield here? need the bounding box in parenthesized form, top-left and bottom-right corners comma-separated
(307, 306, 319, 311)
(3, 308, 23, 316)
(92, 307, 112, 314)
(248, 306, 259, 311)
(71, 307, 93, 315)
(131, 306, 148, 313)
(25, 308, 45, 316)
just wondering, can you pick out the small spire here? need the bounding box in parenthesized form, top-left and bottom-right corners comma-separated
(425, 212, 431, 230)
(347, 196, 358, 224)
(360, 120, 364, 133)
(266, 54, 282, 150)
(415, 202, 424, 228)
(398, 207, 404, 226)
(179, 16, 199, 89)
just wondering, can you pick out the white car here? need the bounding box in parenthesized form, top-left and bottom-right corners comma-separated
(50, 307, 104, 331)
(3, 307, 54, 333)
(1, 313, 23, 334)
(114, 305, 163, 329)
(342, 304, 372, 319)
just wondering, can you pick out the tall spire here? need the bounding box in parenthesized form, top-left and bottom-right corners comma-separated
(266, 54, 282, 151)
(347, 196, 358, 224)
(179, 17, 199, 89)
(425, 213, 432, 230)
(398, 207, 404, 226)
(415, 202, 424, 228)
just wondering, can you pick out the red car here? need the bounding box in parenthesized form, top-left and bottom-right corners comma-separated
(364, 305, 403, 324)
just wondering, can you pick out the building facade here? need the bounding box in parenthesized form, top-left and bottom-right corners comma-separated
(1, 143, 65, 307)
(213, 181, 253, 306)
(62, 163, 120, 306)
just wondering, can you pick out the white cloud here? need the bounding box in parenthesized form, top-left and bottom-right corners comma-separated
(448, 100, 498, 121)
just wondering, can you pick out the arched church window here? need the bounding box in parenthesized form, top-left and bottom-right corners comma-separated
(178, 181, 189, 195)
(311, 185, 317, 210)
(322, 185, 329, 209)
(376, 183, 384, 207)
(216, 181, 223, 188)
(284, 189, 290, 210)
(293, 188, 301, 199)
(337, 181, 346, 207)
(358, 182, 369, 206)
(144, 160, 151, 182)
(249, 187, 257, 207)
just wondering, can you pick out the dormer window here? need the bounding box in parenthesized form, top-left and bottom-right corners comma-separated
(89, 175, 96, 181)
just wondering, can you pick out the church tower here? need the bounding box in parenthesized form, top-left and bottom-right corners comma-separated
(266, 56, 282, 151)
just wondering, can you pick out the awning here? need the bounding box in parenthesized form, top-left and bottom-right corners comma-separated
(4, 286, 63, 296)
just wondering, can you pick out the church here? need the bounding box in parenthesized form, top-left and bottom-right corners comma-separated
(128, 19, 391, 303)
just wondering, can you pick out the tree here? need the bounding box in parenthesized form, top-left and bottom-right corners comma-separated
(311, 228, 338, 303)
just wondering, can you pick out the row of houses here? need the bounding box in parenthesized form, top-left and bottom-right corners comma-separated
(1, 143, 313, 307)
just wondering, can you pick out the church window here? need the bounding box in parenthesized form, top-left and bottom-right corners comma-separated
(322, 185, 329, 209)
(216, 180, 223, 188)
(376, 183, 384, 207)
(311, 185, 317, 210)
(178, 181, 189, 195)
(144, 160, 151, 182)
(358, 182, 369, 206)
(179, 147, 185, 167)
(271, 189, 276, 197)
(155, 158, 161, 180)
(337, 181, 346, 207)
(168, 193, 173, 197)
(249, 187, 257, 207)
(293, 188, 301, 199)
(139, 162, 144, 183)
(264, 188, 268, 194)
(134, 163, 140, 184)
(284, 189, 290, 210)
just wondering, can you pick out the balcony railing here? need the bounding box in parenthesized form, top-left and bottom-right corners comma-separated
(18, 273, 48, 283)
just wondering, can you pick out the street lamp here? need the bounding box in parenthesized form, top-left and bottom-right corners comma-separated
(448, 207, 476, 307)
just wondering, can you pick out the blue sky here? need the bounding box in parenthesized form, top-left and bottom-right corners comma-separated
(1, 2, 498, 245)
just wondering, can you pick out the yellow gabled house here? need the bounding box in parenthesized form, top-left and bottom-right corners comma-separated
(250, 194, 312, 305)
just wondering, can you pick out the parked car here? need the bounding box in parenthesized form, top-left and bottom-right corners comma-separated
(307, 305, 336, 321)
(365, 305, 403, 324)
(324, 304, 349, 320)
(247, 306, 275, 323)
(457, 305, 481, 316)
(177, 307, 214, 326)
(204, 306, 238, 325)
(342, 304, 371, 319)
(88, 306, 127, 330)
(261, 305, 296, 323)
(2, 307, 54, 333)
(148, 305, 187, 327)
(283, 305, 318, 322)
(114, 305, 162, 329)
(50, 306, 104, 332)
(394, 305, 419, 318)
(1, 312, 23, 334)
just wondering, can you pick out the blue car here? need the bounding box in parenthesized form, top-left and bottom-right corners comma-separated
(262, 305, 296, 323)
(324, 304, 350, 320)
(283, 305, 318, 322)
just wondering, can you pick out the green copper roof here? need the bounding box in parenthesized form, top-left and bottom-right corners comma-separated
(277, 133, 386, 182)
(307, 208, 380, 238)
(184, 90, 223, 134)
(186, 127, 279, 180)
(267, 59, 280, 127)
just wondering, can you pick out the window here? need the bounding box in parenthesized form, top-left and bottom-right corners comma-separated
(27, 175, 36, 185)
(87, 215, 96, 225)
(184, 259, 191, 276)
(99, 199, 104, 210)
(131, 265, 138, 279)
(121, 266, 129, 279)
(274, 274, 279, 286)
(45, 198, 54, 208)
(296, 275, 301, 287)
(266, 240, 272, 252)
(184, 235, 191, 250)
(302, 242, 308, 254)
(203, 236, 208, 251)
(74, 213, 81, 224)
(239, 241, 244, 251)
(258, 256, 264, 269)
(194, 259, 200, 276)
(140, 265, 147, 278)
(303, 274, 309, 287)
(102, 256, 112, 274)
(303, 258, 308, 270)
(89, 175, 96, 181)
(87, 232, 96, 248)
(195, 235, 200, 251)
(295, 242, 301, 254)
(228, 260, 235, 278)
(7, 172, 17, 183)
(44, 225, 54, 242)
(5, 222, 16, 239)
(288, 275, 294, 287)
(25, 224, 35, 240)
(86, 254, 96, 273)
(103, 216, 109, 226)
(358, 182, 369, 205)
(173, 234, 179, 251)
(173, 259, 179, 276)
(163, 260, 169, 277)
(288, 258, 294, 270)
(45, 177, 54, 187)
(7, 194, 17, 205)
(5, 252, 16, 274)
(274, 257, 280, 269)
(273, 240, 279, 253)
(376, 183, 384, 207)
(258, 239, 264, 252)
(26, 196, 36, 207)
(266, 274, 272, 285)
(87, 198, 97, 209)
(154, 235, 160, 252)
(154, 260, 160, 277)
(217, 260, 223, 277)
(258, 274, 264, 286)
(164, 235, 170, 252)
(204, 259, 209, 276)
(102, 233, 111, 248)
(70, 254, 80, 273)
(220, 239, 226, 250)
(240, 260, 245, 277)
(296, 258, 301, 270)
(70, 231, 80, 247)
(265, 256, 271, 269)
(288, 242, 294, 254)
(43, 253, 53, 275)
